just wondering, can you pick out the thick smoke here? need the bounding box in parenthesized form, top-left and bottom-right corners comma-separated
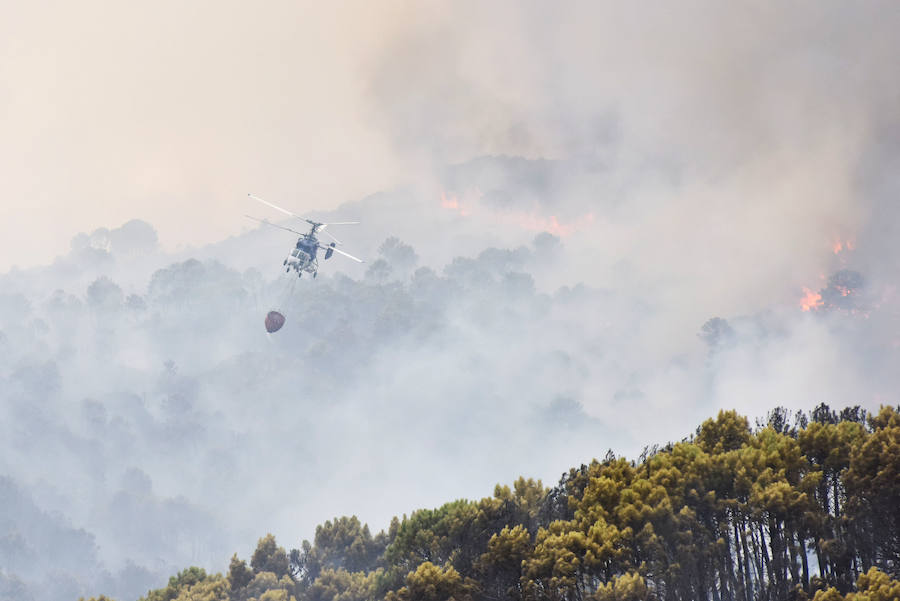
(2, 2, 899, 600)
(2, 183, 898, 601)
(0, 219, 627, 599)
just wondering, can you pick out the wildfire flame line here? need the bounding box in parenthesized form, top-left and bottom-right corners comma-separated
(832, 238, 856, 255)
(439, 191, 594, 237)
(800, 287, 823, 312)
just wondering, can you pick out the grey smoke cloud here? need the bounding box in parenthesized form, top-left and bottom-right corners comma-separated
(369, 1, 899, 310)
(2, 2, 899, 600)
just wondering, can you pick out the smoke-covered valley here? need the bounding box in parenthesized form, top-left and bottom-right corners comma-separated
(2, 152, 899, 601)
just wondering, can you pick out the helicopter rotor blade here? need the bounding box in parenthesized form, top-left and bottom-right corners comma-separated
(304, 220, 359, 233)
(318, 244, 364, 263)
(319, 228, 343, 246)
(244, 214, 304, 236)
(249, 193, 360, 244)
(318, 221, 360, 245)
(247, 193, 306, 221)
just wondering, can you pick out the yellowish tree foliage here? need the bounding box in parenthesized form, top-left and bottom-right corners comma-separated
(813, 568, 900, 601)
(242, 571, 297, 601)
(305, 568, 380, 601)
(592, 572, 650, 601)
(251, 534, 291, 580)
(386, 561, 473, 601)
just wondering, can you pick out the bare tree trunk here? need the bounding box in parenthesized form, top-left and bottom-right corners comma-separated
(750, 525, 766, 599)
(814, 536, 829, 582)
(832, 476, 841, 519)
(798, 531, 810, 592)
(758, 522, 774, 598)
(767, 518, 785, 599)
(738, 518, 754, 601)
(785, 521, 800, 586)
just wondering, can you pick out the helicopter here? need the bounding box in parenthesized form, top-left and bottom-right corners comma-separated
(247, 193, 364, 278)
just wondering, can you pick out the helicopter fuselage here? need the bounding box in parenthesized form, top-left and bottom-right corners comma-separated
(284, 235, 327, 277)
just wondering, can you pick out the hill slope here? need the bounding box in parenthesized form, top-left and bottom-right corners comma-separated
(85, 404, 900, 601)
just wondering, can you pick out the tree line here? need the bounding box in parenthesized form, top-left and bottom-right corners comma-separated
(81, 403, 900, 601)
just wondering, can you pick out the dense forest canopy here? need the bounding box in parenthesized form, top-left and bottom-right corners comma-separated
(77, 403, 900, 601)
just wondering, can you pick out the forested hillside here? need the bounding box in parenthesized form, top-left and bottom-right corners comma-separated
(9, 215, 895, 601)
(80, 403, 900, 601)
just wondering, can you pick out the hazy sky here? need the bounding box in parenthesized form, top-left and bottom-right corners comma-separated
(4, 1, 898, 275)
(1, 0, 418, 270)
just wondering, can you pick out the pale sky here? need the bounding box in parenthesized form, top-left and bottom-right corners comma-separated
(1, 1, 418, 270)
(3, 1, 897, 277)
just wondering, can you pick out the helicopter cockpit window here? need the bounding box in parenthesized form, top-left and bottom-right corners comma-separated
(291, 249, 302, 258)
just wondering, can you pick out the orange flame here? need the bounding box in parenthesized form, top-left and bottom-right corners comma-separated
(800, 287, 823, 312)
(438, 191, 594, 238)
(440, 192, 470, 216)
(440, 191, 459, 210)
(832, 237, 856, 254)
(504, 212, 595, 237)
